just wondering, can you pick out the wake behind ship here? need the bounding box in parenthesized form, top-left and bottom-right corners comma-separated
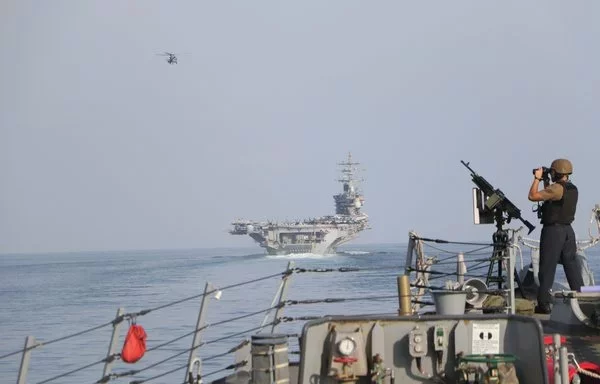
(230, 153, 369, 255)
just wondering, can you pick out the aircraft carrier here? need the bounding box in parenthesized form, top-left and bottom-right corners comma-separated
(230, 153, 369, 255)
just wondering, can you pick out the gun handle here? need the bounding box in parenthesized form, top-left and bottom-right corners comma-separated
(524, 220, 535, 234)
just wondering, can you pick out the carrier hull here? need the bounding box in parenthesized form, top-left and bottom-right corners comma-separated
(246, 221, 366, 255)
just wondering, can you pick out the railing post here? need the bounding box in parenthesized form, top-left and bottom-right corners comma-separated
(553, 334, 562, 384)
(259, 283, 284, 330)
(405, 234, 416, 274)
(457, 252, 466, 286)
(17, 336, 36, 384)
(559, 346, 569, 384)
(507, 232, 517, 315)
(184, 281, 213, 383)
(271, 261, 294, 333)
(100, 307, 125, 382)
(238, 262, 294, 373)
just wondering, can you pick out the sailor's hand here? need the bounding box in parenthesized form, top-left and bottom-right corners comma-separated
(534, 168, 543, 180)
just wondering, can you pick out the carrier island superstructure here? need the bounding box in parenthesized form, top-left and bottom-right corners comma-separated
(230, 153, 369, 255)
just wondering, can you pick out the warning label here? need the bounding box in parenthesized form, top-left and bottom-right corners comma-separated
(472, 323, 500, 354)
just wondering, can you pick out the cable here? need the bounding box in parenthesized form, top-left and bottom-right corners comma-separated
(279, 313, 400, 323)
(433, 258, 495, 266)
(278, 315, 322, 322)
(186, 361, 248, 383)
(285, 295, 398, 306)
(411, 299, 434, 306)
(129, 362, 187, 384)
(464, 244, 495, 254)
(410, 235, 492, 246)
(407, 267, 493, 280)
(425, 261, 491, 282)
(421, 242, 495, 259)
(145, 271, 286, 315)
(0, 321, 115, 360)
(36, 354, 116, 384)
(201, 322, 276, 346)
(202, 349, 236, 363)
(345, 265, 403, 271)
(116, 322, 276, 380)
(4, 271, 287, 363)
(293, 267, 360, 273)
(410, 284, 508, 295)
(146, 304, 280, 352)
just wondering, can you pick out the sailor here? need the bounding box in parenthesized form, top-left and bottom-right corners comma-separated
(528, 158, 583, 314)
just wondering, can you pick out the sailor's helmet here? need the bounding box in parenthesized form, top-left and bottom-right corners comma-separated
(550, 158, 573, 175)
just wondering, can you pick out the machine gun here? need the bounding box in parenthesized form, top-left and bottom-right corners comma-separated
(461, 160, 535, 234)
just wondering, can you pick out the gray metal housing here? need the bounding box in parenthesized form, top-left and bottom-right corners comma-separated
(298, 314, 548, 383)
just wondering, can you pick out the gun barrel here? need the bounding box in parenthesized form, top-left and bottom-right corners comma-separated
(461, 160, 475, 174)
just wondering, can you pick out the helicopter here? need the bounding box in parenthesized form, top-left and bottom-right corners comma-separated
(156, 52, 180, 65)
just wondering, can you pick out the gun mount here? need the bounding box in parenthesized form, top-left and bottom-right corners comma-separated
(461, 160, 535, 235)
(461, 160, 534, 293)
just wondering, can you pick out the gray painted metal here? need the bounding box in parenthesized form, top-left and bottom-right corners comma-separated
(271, 262, 294, 334)
(553, 334, 562, 384)
(259, 283, 284, 331)
(508, 230, 517, 315)
(551, 291, 600, 330)
(251, 334, 289, 384)
(238, 264, 294, 375)
(184, 281, 213, 383)
(230, 154, 369, 255)
(234, 339, 251, 374)
(456, 252, 466, 285)
(370, 322, 385, 366)
(405, 236, 415, 275)
(297, 314, 548, 384)
(101, 307, 124, 381)
(559, 346, 569, 384)
(17, 336, 35, 384)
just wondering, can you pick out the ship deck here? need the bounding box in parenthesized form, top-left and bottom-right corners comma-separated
(536, 313, 600, 366)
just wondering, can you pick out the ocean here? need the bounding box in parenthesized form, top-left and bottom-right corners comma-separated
(1, 242, 597, 384)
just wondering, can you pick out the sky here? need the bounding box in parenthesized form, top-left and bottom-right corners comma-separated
(1, 1, 599, 254)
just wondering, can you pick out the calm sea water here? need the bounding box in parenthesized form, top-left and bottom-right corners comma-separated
(1, 242, 597, 384)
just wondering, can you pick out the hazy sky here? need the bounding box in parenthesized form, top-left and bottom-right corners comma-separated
(2, 1, 599, 254)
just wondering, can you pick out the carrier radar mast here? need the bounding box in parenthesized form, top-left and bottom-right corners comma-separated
(335, 152, 366, 217)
